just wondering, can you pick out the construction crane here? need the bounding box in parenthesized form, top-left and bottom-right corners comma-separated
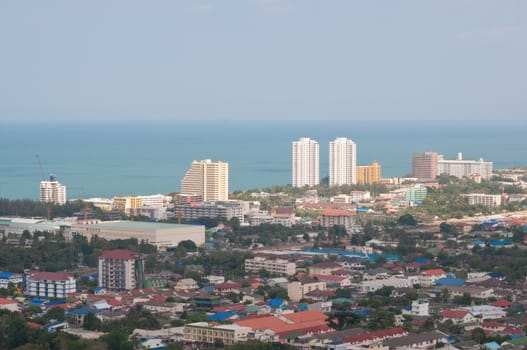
(69, 186, 91, 222)
(36, 154, 52, 220)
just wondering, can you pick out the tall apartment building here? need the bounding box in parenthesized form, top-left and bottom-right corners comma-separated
(98, 249, 145, 291)
(39, 174, 67, 205)
(438, 153, 493, 180)
(329, 137, 357, 186)
(244, 256, 296, 276)
(356, 162, 381, 185)
(181, 159, 229, 201)
(412, 152, 439, 181)
(292, 137, 319, 187)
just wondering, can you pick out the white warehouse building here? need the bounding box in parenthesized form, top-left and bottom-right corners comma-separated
(68, 221, 205, 249)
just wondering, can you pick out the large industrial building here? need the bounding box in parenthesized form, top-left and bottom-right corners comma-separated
(181, 159, 229, 201)
(329, 137, 357, 186)
(68, 221, 205, 249)
(292, 137, 320, 187)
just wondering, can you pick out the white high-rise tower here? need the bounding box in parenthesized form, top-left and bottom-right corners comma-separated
(181, 159, 229, 201)
(39, 174, 67, 205)
(329, 137, 357, 186)
(292, 137, 319, 187)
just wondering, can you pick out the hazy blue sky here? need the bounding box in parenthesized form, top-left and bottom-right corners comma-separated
(0, 1, 525, 122)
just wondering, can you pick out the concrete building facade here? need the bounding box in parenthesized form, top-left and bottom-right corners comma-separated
(412, 152, 439, 181)
(98, 249, 145, 291)
(356, 162, 381, 185)
(292, 137, 319, 187)
(244, 257, 296, 276)
(329, 137, 357, 186)
(438, 153, 493, 180)
(181, 159, 229, 201)
(25, 271, 76, 298)
(39, 174, 66, 205)
(68, 221, 205, 249)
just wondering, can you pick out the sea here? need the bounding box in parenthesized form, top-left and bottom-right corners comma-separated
(1, 120, 526, 200)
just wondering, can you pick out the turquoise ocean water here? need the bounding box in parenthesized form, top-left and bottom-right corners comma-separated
(0, 120, 526, 200)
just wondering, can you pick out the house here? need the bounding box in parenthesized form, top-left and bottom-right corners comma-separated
(0, 298, 19, 312)
(174, 278, 198, 292)
(287, 278, 327, 302)
(309, 274, 352, 288)
(309, 262, 343, 276)
(382, 330, 449, 349)
(214, 282, 241, 295)
(462, 305, 507, 320)
(419, 269, 447, 287)
(441, 309, 477, 324)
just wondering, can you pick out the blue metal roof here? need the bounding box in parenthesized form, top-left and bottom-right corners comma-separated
(489, 241, 512, 247)
(267, 298, 285, 308)
(433, 278, 465, 286)
(207, 311, 235, 321)
(0, 272, 17, 279)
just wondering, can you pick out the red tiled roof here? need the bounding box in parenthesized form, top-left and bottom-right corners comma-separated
(321, 209, 352, 217)
(441, 309, 469, 319)
(214, 282, 241, 289)
(235, 310, 328, 337)
(491, 299, 512, 308)
(100, 249, 143, 260)
(422, 269, 446, 276)
(309, 274, 347, 282)
(27, 271, 73, 281)
(344, 328, 407, 344)
(0, 298, 16, 305)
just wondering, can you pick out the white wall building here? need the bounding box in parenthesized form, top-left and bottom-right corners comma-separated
(438, 153, 493, 180)
(292, 137, 319, 187)
(68, 221, 205, 250)
(181, 159, 229, 201)
(39, 175, 66, 205)
(465, 193, 502, 207)
(329, 137, 357, 186)
(245, 257, 296, 276)
(25, 271, 76, 298)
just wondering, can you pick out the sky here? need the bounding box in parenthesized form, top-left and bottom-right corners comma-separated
(0, 0, 525, 122)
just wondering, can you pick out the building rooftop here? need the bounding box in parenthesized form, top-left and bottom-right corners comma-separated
(77, 220, 203, 230)
(100, 249, 144, 260)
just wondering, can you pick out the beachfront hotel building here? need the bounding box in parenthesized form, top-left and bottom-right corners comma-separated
(292, 137, 319, 187)
(181, 159, 229, 201)
(329, 137, 357, 186)
(438, 153, 493, 180)
(356, 162, 381, 185)
(412, 152, 439, 181)
(98, 249, 145, 291)
(39, 174, 66, 205)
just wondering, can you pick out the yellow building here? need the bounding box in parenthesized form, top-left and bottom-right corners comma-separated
(112, 196, 143, 213)
(183, 323, 251, 345)
(356, 162, 381, 185)
(181, 159, 229, 201)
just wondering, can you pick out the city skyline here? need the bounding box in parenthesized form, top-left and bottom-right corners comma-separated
(0, 1, 525, 123)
